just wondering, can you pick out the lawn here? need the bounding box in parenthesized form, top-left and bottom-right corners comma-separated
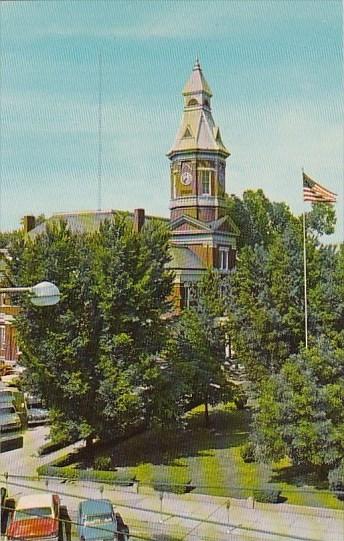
(62, 403, 344, 510)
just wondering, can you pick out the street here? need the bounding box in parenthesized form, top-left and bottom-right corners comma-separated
(0, 426, 343, 541)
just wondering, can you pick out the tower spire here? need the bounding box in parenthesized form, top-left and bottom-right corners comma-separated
(194, 56, 200, 70)
(167, 61, 229, 157)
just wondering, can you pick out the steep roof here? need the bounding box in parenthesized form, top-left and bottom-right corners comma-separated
(168, 61, 229, 157)
(182, 58, 212, 97)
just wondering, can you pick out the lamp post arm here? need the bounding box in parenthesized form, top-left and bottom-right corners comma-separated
(0, 287, 33, 293)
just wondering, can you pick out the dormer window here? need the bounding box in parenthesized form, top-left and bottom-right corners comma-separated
(187, 98, 198, 107)
(182, 126, 193, 139)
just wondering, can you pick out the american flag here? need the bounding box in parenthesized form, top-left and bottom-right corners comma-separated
(303, 173, 337, 203)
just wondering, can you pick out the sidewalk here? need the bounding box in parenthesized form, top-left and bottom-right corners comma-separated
(97, 483, 344, 541)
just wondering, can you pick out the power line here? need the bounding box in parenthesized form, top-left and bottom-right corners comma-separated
(0, 477, 325, 541)
(3, 472, 340, 498)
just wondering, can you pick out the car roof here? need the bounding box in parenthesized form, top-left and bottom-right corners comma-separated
(16, 493, 54, 510)
(79, 499, 113, 515)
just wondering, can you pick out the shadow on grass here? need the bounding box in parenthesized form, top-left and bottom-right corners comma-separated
(74, 407, 251, 469)
(271, 463, 329, 489)
(152, 533, 183, 541)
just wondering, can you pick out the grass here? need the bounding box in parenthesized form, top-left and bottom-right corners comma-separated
(45, 403, 344, 510)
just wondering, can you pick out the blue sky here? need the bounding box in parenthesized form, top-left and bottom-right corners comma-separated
(1, 0, 343, 242)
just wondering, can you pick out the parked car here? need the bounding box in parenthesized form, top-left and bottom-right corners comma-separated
(26, 395, 49, 426)
(78, 499, 129, 541)
(0, 386, 26, 413)
(7, 493, 60, 541)
(0, 389, 15, 406)
(0, 405, 21, 432)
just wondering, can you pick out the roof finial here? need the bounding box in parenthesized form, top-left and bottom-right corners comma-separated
(193, 56, 201, 70)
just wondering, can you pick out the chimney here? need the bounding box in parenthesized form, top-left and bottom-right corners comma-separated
(133, 208, 145, 233)
(22, 215, 36, 234)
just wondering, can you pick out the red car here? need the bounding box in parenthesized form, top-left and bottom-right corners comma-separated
(7, 493, 60, 541)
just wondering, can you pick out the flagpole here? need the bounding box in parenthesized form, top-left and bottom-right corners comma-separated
(302, 168, 308, 349)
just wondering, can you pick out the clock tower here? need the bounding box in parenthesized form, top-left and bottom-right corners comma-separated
(166, 60, 239, 309)
(167, 58, 230, 222)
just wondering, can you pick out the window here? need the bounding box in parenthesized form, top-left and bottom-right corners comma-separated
(199, 169, 212, 195)
(219, 248, 229, 271)
(0, 326, 5, 349)
(183, 126, 193, 138)
(173, 172, 178, 198)
(183, 282, 198, 309)
(187, 99, 198, 107)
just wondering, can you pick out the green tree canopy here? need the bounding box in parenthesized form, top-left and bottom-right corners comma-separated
(8, 215, 174, 441)
(167, 271, 232, 426)
(253, 340, 344, 469)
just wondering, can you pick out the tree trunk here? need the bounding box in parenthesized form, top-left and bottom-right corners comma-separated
(204, 400, 209, 427)
(85, 435, 93, 449)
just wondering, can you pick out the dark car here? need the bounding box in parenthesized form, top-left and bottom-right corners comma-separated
(26, 395, 49, 426)
(78, 499, 129, 541)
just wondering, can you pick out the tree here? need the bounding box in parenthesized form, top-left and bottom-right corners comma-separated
(168, 271, 232, 426)
(0, 230, 21, 249)
(224, 191, 339, 382)
(8, 215, 174, 442)
(252, 340, 344, 469)
(225, 226, 305, 381)
(224, 190, 299, 251)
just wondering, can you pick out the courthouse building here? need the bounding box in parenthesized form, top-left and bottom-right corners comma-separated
(25, 60, 239, 310)
(0, 250, 20, 366)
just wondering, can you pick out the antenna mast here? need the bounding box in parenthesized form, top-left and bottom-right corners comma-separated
(97, 50, 103, 211)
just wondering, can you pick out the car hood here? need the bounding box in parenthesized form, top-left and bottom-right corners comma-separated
(8, 517, 58, 538)
(80, 521, 117, 540)
(28, 408, 48, 418)
(0, 414, 20, 423)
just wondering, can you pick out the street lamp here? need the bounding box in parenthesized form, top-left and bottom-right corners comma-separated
(0, 281, 60, 465)
(0, 281, 60, 307)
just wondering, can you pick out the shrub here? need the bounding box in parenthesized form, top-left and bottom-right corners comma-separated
(152, 469, 193, 494)
(253, 488, 281, 503)
(234, 392, 248, 410)
(38, 439, 74, 456)
(36, 464, 136, 486)
(94, 456, 112, 471)
(328, 461, 344, 501)
(240, 442, 255, 463)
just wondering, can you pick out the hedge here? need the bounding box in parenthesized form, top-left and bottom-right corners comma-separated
(37, 464, 136, 486)
(38, 439, 76, 456)
(328, 462, 344, 501)
(152, 469, 193, 495)
(240, 442, 255, 463)
(253, 488, 282, 503)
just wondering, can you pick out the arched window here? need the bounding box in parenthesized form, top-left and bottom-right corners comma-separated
(187, 98, 198, 107)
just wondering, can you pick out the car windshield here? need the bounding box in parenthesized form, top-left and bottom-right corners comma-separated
(28, 402, 42, 409)
(0, 392, 13, 400)
(84, 514, 113, 524)
(0, 406, 16, 415)
(15, 507, 53, 521)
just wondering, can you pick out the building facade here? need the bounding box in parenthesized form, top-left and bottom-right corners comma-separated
(0, 250, 20, 369)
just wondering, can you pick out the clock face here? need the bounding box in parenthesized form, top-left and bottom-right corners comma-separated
(181, 171, 192, 185)
(181, 163, 192, 186)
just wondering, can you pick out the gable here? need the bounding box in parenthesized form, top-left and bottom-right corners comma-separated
(170, 214, 212, 233)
